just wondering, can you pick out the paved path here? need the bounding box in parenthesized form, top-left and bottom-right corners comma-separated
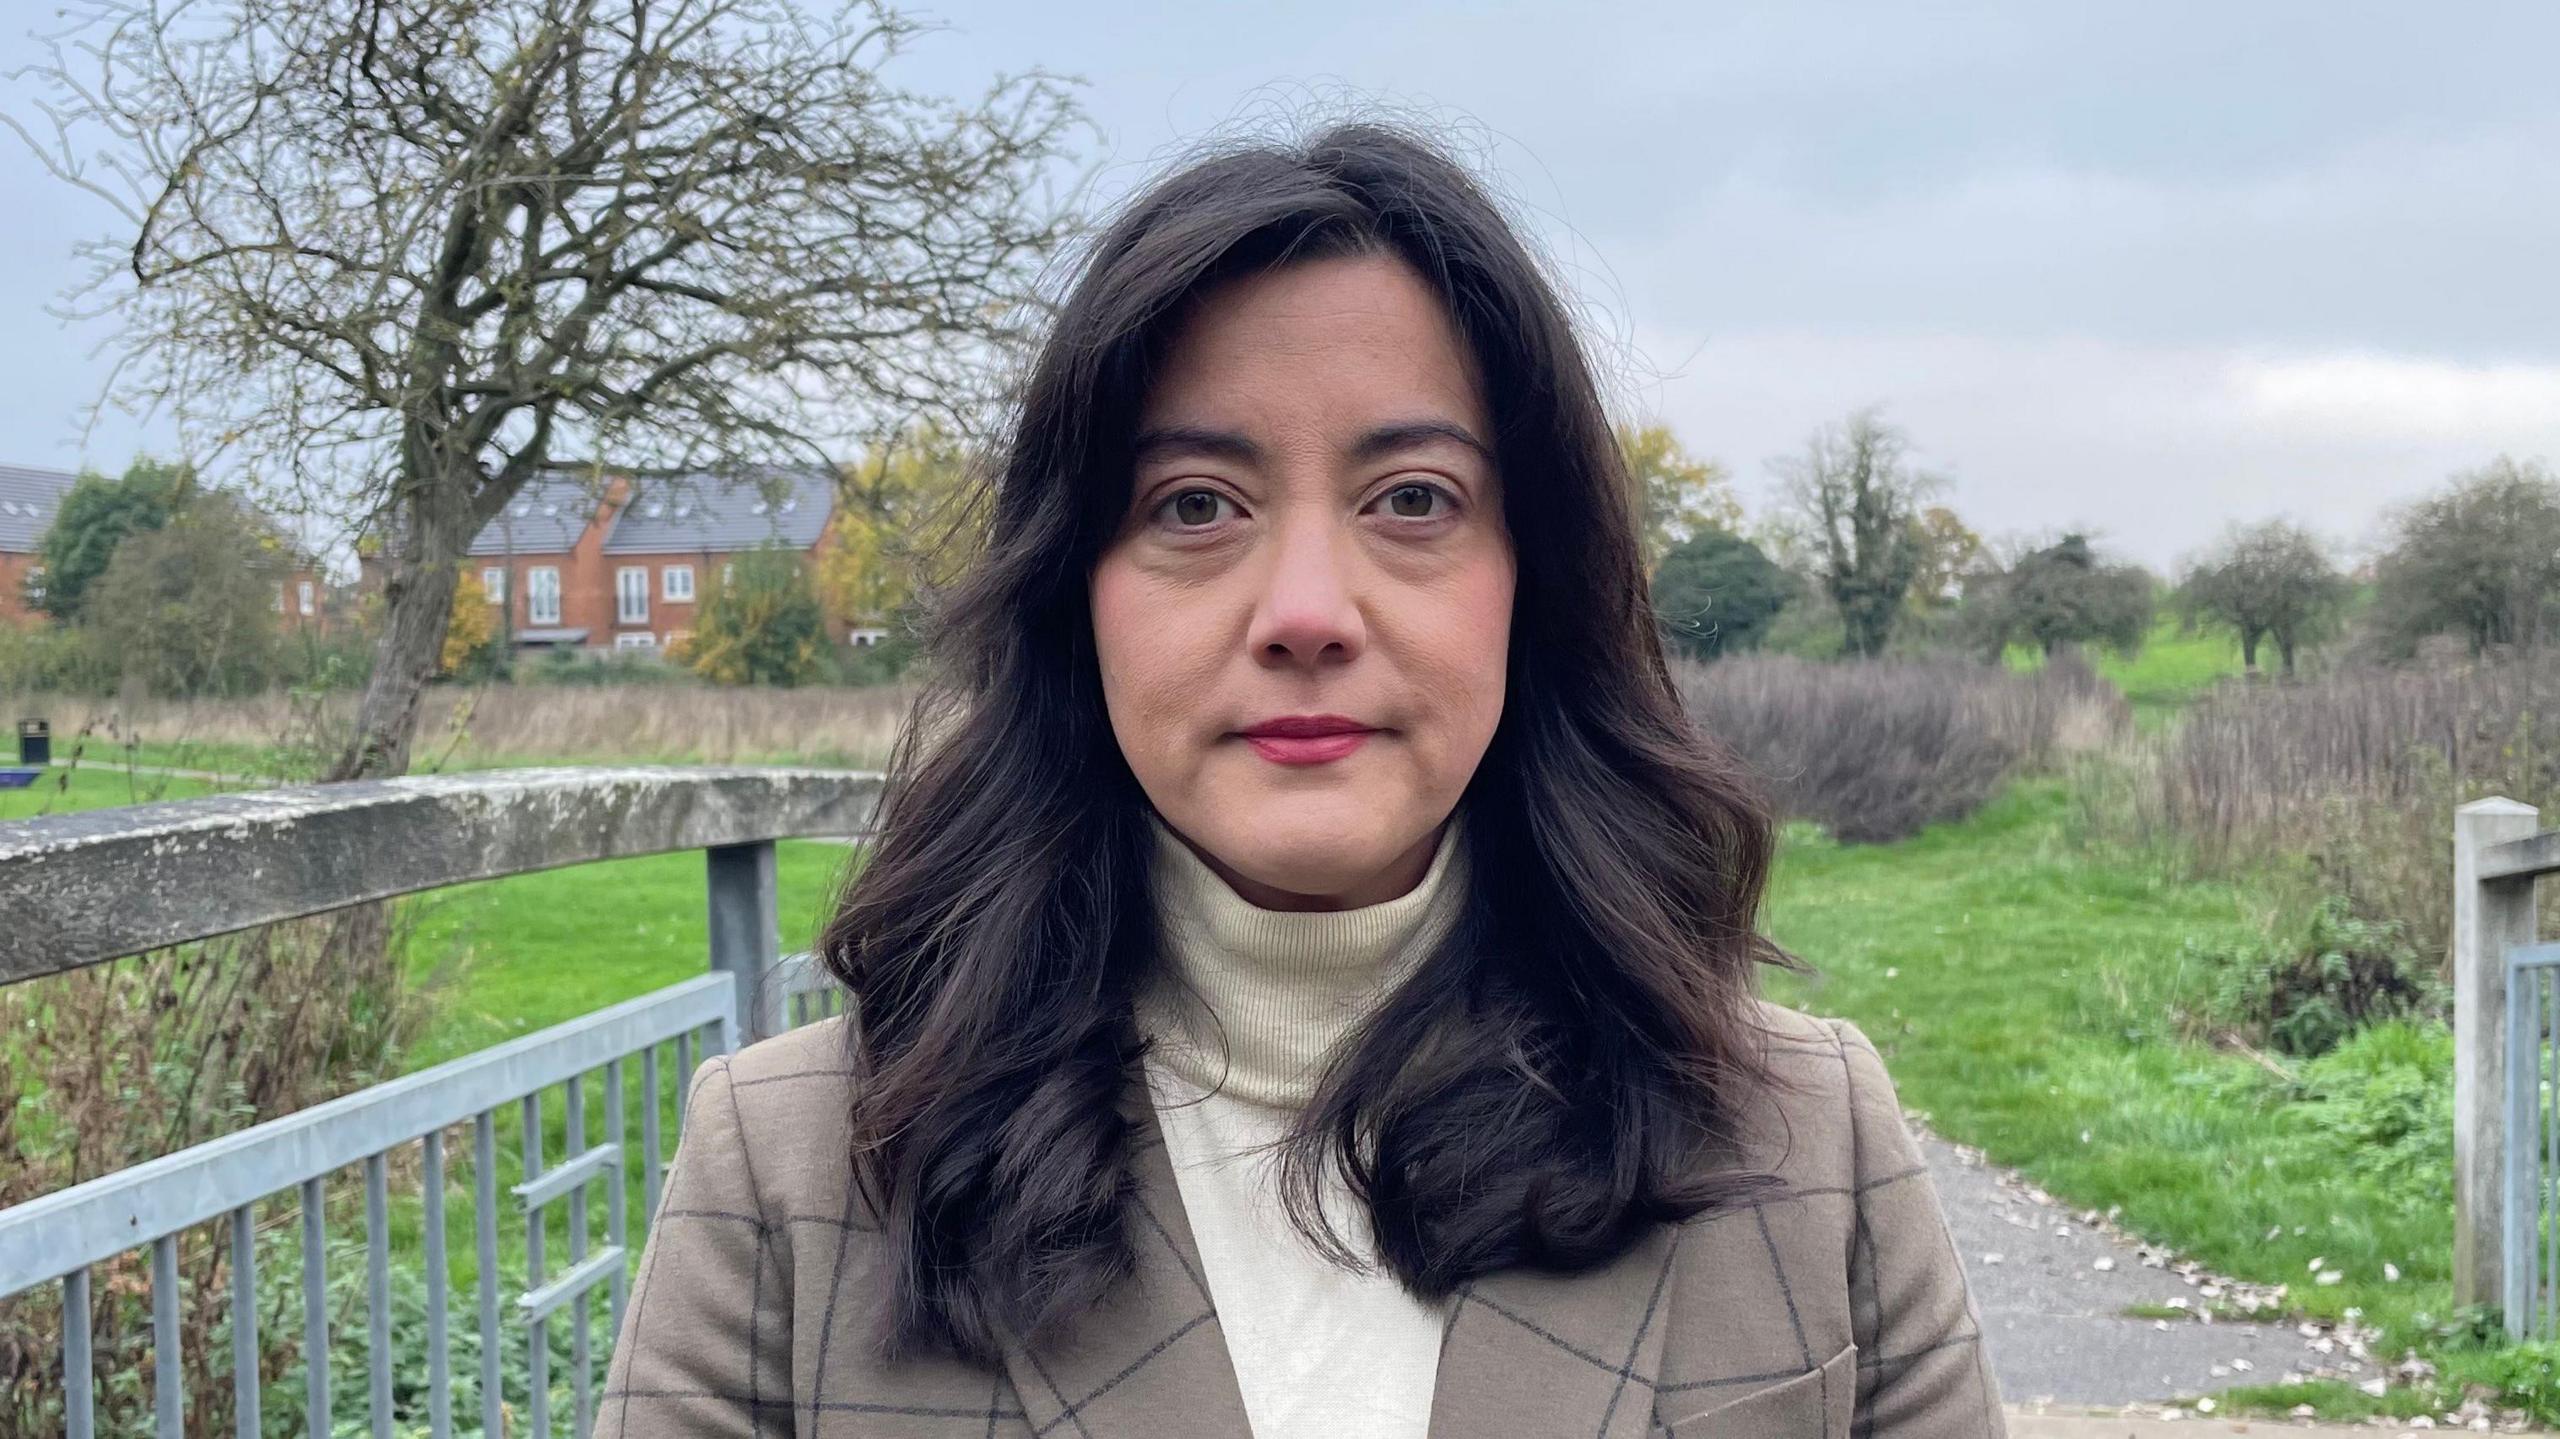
(1928, 1137, 2552, 1432)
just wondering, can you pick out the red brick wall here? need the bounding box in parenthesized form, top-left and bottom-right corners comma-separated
(589, 551, 718, 651)
(0, 552, 36, 627)
(275, 568, 334, 635)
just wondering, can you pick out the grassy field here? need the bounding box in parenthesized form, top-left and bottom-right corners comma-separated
(1763, 782, 2496, 1420)
(2003, 616, 2249, 727)
(402, 841, 853, 1066)
(0, 759, 220, 817)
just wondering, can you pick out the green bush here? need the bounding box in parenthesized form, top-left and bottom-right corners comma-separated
(2278, 1019, 2453, 1219)
(681, 547, 826, 687)
(2184, 897, 2444, 1056)
(2483, 1342, 2560, 1424)
(0, 623, 98, 692)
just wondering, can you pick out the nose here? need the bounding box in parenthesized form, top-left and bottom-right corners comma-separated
(1245, 508, 1366, 669)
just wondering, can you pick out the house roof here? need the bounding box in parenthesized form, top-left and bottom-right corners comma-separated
(602, 467, 834, 555)
(0, 464, 79, 554)
(466, 473, 614, 557)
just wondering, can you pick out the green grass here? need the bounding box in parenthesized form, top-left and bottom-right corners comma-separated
(0, 762, 217, 817)
(400, 840, 854, 1067)
(2005, 616, 2251, 727)
(1761, 782, 2459, 1362)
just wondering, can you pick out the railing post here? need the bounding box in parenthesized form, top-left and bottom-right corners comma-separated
(707, 840, 782, 1053)
(2456, 796, 2541, 1313)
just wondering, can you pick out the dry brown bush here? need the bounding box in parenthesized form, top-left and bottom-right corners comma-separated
(2136, 655, 2560, 967)
(1678, 651, 2127, 843)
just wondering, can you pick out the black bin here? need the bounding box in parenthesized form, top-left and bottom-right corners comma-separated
(16, 719, 48, 767)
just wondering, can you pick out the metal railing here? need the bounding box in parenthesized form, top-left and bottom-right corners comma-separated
(0, 766, 881, 1437)
(2447, 797, 2556, 1335)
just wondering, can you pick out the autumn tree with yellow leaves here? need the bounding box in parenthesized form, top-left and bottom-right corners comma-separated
(1616, 423, 1743, 571)
(816, 422, 983, 630)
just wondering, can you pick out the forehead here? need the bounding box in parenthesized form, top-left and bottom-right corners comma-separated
(1139, 253, 1489, 438)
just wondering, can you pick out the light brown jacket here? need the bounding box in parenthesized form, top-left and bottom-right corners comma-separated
(599, 1002, 2005, 1437)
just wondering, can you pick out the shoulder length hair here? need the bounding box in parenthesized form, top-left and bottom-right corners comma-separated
(821, 121, 1790, 1362)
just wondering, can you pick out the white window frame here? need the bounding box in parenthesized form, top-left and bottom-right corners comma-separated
(662, 564, 695, 602)
(614, 631, 658, 651)
(297, 580, 315, 617)
(527, 566, 562, 625)
(616, 566, 650, 625)
(481, 567, 506, 603)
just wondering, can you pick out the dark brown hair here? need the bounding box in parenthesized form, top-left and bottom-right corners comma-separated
(820, 122, 1789, 1362)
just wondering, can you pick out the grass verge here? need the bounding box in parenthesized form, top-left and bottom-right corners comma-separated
(1761, 780, 2492, 1415)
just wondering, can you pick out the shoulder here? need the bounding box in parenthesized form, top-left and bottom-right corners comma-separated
(720, 1013, 861, 1101)
(1724, 999, 1916, 1185)
(683, 1016, 863, 1219)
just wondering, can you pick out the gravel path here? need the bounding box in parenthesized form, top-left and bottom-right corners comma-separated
(1926, 1135, 2385, 1411)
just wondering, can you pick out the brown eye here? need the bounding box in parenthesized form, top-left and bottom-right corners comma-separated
(1385, 483, 1443, 518)
(1166, 489, 1227, 527)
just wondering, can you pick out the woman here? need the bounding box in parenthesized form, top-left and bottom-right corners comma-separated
(603, 124, 2003, 1438)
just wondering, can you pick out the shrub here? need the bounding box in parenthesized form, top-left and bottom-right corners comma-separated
(75, 491, 287, 697)
(1651, 529, 1792, 660)
(2182, 898, 2445, 1056)
(1679, 653, 2126, 843)
(0, 910, 412, 1433)
(521, 647, 698, 687)
(681, 547, 827, 687)
(2279, 1019, 2453, 1211)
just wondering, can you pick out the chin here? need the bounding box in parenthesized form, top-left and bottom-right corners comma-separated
(1205, 807, 1408, 897)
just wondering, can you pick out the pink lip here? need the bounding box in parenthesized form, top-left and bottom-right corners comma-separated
(1237, 714, 1379, 766)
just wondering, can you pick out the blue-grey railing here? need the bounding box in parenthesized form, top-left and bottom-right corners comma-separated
(2506, 941, 2560, 1338)
(0, 766, 881, 1437)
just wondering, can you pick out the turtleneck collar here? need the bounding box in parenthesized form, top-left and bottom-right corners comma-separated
(1137, 809, 1470, 1110)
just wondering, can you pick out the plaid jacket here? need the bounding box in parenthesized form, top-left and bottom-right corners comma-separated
(600, 1001, 2004, 1438)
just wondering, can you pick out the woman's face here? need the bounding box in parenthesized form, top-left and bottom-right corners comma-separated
(1090, 253, 1516, 910)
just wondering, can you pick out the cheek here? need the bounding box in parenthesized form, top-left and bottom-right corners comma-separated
(1419, 546, 1516, 750)
(1089, 554, 1211, 765)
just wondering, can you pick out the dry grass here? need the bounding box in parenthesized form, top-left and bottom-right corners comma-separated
(2129, 655, 2560, 965)
(1679, 651, 2128, 843)
(5, 681, 920, 774)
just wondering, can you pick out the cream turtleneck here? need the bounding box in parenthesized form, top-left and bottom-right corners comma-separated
(1138, 811, 1468, 1439)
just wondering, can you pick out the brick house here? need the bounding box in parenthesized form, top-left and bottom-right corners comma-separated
(0, 463, 77, 626)
(467, 467, 855, 655)
(1, 461, 337, 633)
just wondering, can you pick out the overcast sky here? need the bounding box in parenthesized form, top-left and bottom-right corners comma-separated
(3, 1, 2551, 570)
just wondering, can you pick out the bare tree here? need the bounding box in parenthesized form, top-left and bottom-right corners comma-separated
(1770, 408, 1935, 658)
(9, 0, 1085, 777)
(2179, 519, 2349, 677)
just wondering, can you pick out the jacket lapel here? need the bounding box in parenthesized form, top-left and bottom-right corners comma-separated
(1427, 1225, 1681, 1439)
(994, 1084, 1682, 1439)
(998, 1104, 1256, 1438)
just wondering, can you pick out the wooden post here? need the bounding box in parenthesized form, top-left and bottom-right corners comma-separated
(2455, 797, 2541, 1311)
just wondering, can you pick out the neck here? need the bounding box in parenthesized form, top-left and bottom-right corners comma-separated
(1138, 811, 1470, 1110)
(1185, 827, 1447, 911)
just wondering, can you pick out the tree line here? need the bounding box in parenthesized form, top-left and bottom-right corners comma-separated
(1628, 409, 2560, 678)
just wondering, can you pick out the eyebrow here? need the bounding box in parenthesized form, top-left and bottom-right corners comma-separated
(1130, 418, 1494, 469)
